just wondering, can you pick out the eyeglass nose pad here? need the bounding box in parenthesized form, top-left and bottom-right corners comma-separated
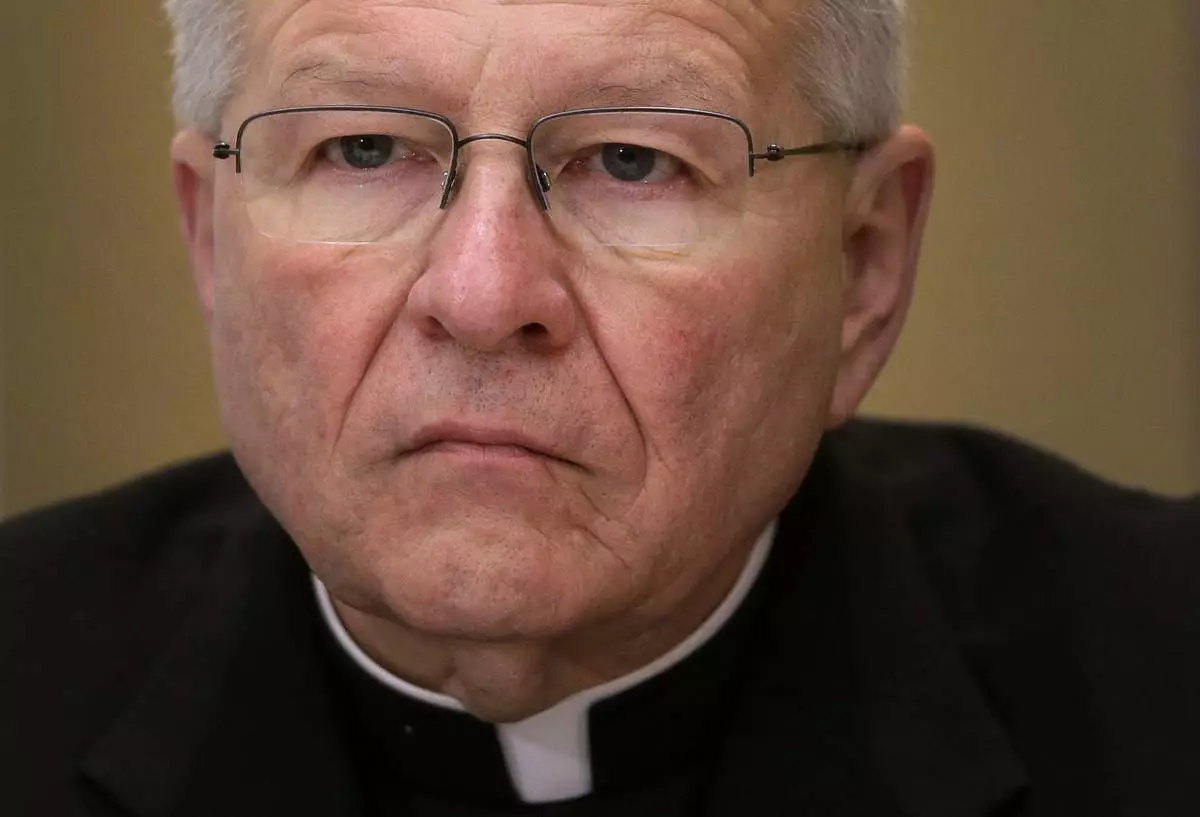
(439, 167, 460, 209)
(438, 163, 550, 211)
(529, 165, 551, 211)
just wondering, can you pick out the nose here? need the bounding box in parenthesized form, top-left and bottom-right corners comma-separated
(405, 141, 578, 353)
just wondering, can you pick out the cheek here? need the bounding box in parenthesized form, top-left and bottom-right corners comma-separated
(589, 237, 844, 475)
(570, 240, 844, 611)
(207, 220, 414, 474)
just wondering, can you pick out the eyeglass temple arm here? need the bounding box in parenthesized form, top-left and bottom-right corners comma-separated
(750, 141, 868, 162)
(212, 139, 868, 163)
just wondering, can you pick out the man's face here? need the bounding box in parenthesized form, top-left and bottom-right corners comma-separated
(187, 0, 881, 646)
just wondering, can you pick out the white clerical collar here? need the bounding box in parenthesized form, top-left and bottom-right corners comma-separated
(314, 520, 776, 804)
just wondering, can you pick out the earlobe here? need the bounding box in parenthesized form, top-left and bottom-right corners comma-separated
(827, 126, 935, 427)
(170, 130, 218, 324)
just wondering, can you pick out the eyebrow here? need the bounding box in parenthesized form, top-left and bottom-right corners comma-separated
(274, 58, 732, 112)
(590, 75, 725, 109)
(277, 61, 416, 99)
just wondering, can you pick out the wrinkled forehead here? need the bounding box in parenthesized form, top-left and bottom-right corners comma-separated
(237, 0, 810, 127)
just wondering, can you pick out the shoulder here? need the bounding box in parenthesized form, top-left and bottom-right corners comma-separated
(822, 420, 1200, 801)
(825, 417, 1192, 510)
(0, 453, 261, 596)
(824, 418, 1197, 550)
(0, 454, 267, 754)
(0, 452, 265, 640)
(824, 418, 1199, 616)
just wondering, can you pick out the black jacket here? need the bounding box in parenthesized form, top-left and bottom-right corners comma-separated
(3, 420, 1198, 816)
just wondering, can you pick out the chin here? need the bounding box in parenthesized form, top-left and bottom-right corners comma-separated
(345, 519, 624, 643)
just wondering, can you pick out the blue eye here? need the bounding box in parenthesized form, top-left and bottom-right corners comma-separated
(327, 134, 397, 169)
(588, 144, 683, 183)
(601, 144, 656, 181)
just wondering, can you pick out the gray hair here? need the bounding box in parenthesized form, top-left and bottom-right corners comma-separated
(163, 0, 245, 136)
(164, 0, 905, 139)
(792, 0, 907, 139)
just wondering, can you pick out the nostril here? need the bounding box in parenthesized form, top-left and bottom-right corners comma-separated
(418, 314, 452, 340)
(521, 322, 549, 339)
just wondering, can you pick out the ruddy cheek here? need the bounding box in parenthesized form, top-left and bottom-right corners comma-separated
(622, 317, 735, 467)
(249, 246, 406, 401)
(206, 255, 331, 467)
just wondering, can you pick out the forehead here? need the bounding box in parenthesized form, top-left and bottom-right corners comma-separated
(241, 0, 806, 123)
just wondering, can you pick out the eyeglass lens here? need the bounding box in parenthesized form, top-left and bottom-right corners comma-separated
(235, 108, 754, 248)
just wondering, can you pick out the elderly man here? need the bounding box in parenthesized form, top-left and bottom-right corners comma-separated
(4, 0, 1199, 814)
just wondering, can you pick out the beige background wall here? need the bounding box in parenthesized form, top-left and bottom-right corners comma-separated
(2, 0, 1197, 517)
(865, 1, 1200, 491)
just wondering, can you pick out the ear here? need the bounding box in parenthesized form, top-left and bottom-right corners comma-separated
(827, 125, 935, 427)
(171, 129, 219, 325)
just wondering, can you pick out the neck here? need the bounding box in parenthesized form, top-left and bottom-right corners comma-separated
(328, 529, 771, 722)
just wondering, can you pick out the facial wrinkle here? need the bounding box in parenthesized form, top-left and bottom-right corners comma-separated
(332, 287, 408, 465)
(450, 0, 764, 123)
(261, 2, 485, 110)
(259, 2, 778, 130)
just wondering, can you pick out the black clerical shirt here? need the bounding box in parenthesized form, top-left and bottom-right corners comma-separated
(318, 530, 777, 817)
(9, 422, 1199, 816)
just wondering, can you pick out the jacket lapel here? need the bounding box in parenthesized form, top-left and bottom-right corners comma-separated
(82, 507, 364, 816)
(704, 438, 1028, 817)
